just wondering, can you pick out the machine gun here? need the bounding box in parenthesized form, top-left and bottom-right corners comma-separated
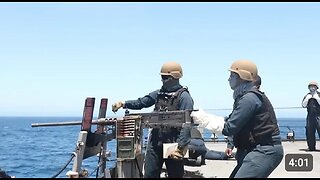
(31, 97, 201, 178)
(116, 110, 194, 158)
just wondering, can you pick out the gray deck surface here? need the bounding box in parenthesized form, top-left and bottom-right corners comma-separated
(160, 141, 320, 178)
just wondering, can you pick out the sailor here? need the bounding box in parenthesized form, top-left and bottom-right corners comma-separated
(301, 81, 320, 151)
(112, 61, 194, 178)
(190, 60, 284, 178)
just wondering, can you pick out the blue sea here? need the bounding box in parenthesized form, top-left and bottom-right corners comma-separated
(0, 116, 310, 178)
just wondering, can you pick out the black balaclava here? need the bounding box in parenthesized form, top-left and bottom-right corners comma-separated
(161, 75, 179, 91)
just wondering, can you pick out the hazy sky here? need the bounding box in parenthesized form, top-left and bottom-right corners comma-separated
(0, 2, 319, 118)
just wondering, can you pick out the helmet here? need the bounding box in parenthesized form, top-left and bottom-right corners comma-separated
(308, 81, 319, 89)
(229, 60, 258, 81)
(160, 61, 183, 79)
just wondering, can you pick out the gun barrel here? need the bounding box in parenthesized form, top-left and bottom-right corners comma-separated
(31, 121, 82, 127)
(31, 119, 117, 127)
(31, 110, 194, 127)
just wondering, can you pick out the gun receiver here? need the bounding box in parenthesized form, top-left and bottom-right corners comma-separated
(124, 110, 194, 129)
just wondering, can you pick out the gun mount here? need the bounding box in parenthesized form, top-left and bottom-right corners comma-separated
(32, 98, 117, 178)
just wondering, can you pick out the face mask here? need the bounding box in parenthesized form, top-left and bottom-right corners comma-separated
(228, 72, 240, 90)
(161, 75, 171, 83)
(161, 75, 174, 89)
(309, 86, 317, 93)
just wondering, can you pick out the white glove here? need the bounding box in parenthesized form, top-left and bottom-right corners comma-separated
(302, 94, 312, 108)
(313, 92, 320, 99)
(191, 108, 225, 136)
(312, 92, 320, 105)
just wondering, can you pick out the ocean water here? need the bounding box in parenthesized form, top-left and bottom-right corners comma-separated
(0, 116, 311, 178)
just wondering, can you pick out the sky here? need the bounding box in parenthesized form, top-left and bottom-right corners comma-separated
(0, 2, 319, 118)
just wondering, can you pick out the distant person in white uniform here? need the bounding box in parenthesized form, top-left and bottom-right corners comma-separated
(301, 81, 320, 151)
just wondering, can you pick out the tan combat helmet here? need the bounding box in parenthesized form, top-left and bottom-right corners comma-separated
(308, 81, 319, 89)
(229, 60, 258, 81)
(160, 61, 183, 79)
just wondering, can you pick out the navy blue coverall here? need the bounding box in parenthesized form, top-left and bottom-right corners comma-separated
(124, 84, 194, 178)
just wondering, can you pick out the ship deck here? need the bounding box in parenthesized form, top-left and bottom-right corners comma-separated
(162, 140, 320, 178)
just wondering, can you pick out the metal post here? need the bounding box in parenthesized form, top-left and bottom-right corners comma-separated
(67, 97, 95, 178)
(66, 131, 88, 178)
(97, 98, 108, 178)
